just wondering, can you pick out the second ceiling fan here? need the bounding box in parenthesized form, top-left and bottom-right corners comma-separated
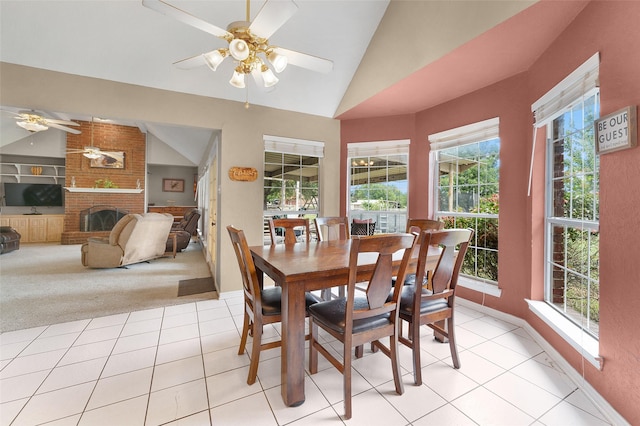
(142, 0, 333, 89)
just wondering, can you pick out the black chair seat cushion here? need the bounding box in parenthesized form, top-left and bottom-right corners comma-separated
(260, 286, 320, 316)
(308, 297, 391, 334)
(391, 272, 428, 287)
(397, 287, 448, 316)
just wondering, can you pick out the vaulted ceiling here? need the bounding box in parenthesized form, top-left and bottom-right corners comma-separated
(0, 0, 589, 161)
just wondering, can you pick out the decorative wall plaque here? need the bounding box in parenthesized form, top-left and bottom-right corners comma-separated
(595, 105, 637, 154)
(229, 167, 258, 182)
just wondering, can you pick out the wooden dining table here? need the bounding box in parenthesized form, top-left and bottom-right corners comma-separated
(249, 238, 441, 407)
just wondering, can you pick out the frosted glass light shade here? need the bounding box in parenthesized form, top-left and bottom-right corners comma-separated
(229, 39, 250, 61)
(268, 51, 288, 73)
(261, 68, 279, 87)
(229, 71, 246, 88)
(203, 50, 226, 71)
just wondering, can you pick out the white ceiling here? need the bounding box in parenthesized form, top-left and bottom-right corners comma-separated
(0, 0, 389, 118)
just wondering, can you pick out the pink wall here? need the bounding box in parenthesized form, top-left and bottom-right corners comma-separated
(340, 2, 640, 423)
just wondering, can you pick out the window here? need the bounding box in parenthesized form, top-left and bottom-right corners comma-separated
(263, 136, 323, 233)
(347, 140, 409, 233)
(430, 118, 500, 286)
(534, 54, 600, 338)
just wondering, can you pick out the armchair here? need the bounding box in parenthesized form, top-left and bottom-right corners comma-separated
(166, 209, 201, 252)
(81, 213, 173, 268)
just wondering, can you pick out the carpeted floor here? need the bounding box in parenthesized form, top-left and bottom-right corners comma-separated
(0, 241, 217, 332)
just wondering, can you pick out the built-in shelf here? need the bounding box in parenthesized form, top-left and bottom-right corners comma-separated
(64, 187, 144, 194)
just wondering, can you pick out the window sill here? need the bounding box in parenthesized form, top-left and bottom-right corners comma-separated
(526, 299, 602, 370)
(458, 276, 502, 297)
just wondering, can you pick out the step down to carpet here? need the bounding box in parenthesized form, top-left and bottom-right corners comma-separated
(177, 277, 216, 296)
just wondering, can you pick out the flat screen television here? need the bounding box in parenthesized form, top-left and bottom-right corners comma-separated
(3, 183, 64, 207)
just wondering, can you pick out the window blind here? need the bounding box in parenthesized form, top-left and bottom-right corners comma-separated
(531, 52, 600, 127)
(347, 140, 409, 157)
(428, 117, 500, 151)
(264, 135, 324, 157)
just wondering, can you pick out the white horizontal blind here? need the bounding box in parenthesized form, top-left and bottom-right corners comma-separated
(428, 117, 500, 151)
(347, 140, 410, 157)
(531, 52, 600, 127)
(264, 135, 324, 157)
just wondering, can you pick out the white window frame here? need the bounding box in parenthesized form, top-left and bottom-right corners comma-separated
(527, 52, 602, 369)
(263, 135, 324, 218)
(429, 118, 502, 297)
(347, 140, 409, 233)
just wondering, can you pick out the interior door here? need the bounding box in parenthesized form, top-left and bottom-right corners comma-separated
(207, 156, 218, 283)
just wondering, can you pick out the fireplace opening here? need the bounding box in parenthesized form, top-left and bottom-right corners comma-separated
(80, 206, 129, 232)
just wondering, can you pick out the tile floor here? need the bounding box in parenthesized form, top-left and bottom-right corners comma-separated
(0, 290, 613, 426)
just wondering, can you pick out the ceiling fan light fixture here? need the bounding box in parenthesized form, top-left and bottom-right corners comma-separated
(268, 51, 287, 73)
(229, 70, 246, 88)
(261, 66, 279, 87)
(83, 151, 102, 160)
(17, 120, 48, 133)
(204, 49, 227, 71)
(229, 38, 250, 61)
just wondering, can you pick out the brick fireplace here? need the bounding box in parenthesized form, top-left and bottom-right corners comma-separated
(61, 120, 146, 244)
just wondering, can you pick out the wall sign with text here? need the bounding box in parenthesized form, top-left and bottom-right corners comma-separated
(595, 105, 637, 154)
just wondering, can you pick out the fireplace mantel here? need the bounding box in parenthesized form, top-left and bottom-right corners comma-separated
(64, 187, 144, 194)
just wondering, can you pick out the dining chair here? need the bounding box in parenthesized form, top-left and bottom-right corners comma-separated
(397, 228, 473, 386)
(308, 232, 416, 419)
(314, 216, 350, 242)
(267, 217, 311, 245)
(398, 218, 445, 288)
(227, 225, 319, 385)
(314, 216, 350, 300)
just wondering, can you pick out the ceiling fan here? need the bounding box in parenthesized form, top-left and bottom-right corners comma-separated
(2, 109, 81, 134)
(65, 117, 115, 161)
(142, 0, 333, 90)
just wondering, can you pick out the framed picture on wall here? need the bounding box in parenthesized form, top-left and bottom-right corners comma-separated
(163, 178, 185, 192)
(90, 151, 125, 169)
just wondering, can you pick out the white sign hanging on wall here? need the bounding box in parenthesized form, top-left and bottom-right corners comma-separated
(595, 105, 637, 154)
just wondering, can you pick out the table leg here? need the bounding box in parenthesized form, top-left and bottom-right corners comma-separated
(281, 281, 306, 407)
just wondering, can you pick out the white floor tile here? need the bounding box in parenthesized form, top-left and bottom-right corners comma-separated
(0, 349, 67, 379)
(113, 330, 160, 354)
(378, 373, 447, 422)
(211, 392, 278, 426)
(164, 410, 212, 426)
(510, 358, 577, 399)
(206, 366, 260, 408)
(101, 346, 157, 378)
(538, 400, 611, 425)
(0, 291, 615, 426)
(58, 339, 116, 366)
(11, 381, 95, 426)
(420, 361, 479, 401)
(412, 403, 476, 426)
(145, 379, 209, 426)
(0, 369, 49, 402)
(452, 386, 535, 426)
(120, 318, 162, 337)
(151, 355, 204, 392)
(156, 337, 202, 365)
(80, 394, 148, 426)
(484, 371, 562, 418)
(86, 367, 153, 410)
(21, 332, 80, 356)
(37, 356, 108, 394)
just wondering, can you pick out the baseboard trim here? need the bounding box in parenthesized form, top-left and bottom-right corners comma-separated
(456, 298, 629, 426)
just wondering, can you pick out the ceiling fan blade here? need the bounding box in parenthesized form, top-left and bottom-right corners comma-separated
(273, 47, 333, 74)
(44, 118, 80, 126)
(142, 0, 232, 39)
(173, 53, 208, 69)
(249, 0, 298, 39)
(47, 122, 82, 134)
